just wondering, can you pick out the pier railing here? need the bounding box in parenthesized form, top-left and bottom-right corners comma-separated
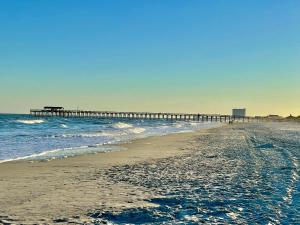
(30, 109, 260, 122)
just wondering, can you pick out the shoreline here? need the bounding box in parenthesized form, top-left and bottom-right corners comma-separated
(0, 126, 218, 224)
(0, 122, 221, 165)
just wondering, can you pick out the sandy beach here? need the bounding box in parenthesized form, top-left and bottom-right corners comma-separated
(1, 123, 299, 224)
(0, 126, 211, 224)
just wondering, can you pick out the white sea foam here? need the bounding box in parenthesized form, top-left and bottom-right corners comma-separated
(158, 125, 169, 129)
(184, 215, 199, 222)
(130, 127, 146, 134)
(177, 130, 193, 133)
(113, 122, 133, 129)
(100, 132, 116, 136)
(16, 119, 45, 124)
(60, 124, 68, 128)
(0, 148, 61, 163)
(227, 212, 238, 220)
(59, 132, 116, 138)
(0, 145, 121, 163)
(175, 123, 183, 128)
(79, 132, 117, 137)
(77, 133, 105, 138)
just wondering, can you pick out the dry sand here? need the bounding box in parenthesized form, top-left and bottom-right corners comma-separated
(0, 127, 217, 224)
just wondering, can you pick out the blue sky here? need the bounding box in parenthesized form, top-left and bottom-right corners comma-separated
(0, 0, 299, 115)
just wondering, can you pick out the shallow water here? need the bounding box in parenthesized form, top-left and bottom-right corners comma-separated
(92, 123, 300, 224)
(0, 114, 219, 162)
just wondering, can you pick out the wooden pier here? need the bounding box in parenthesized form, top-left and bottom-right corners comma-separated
(30, 107, 259, 123)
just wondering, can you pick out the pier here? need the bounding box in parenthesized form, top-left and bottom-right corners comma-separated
(30, 107, 260, 123)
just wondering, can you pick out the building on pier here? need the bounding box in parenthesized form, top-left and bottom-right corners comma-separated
(232, 108, 246, 117)
(44, 106, 64, 111)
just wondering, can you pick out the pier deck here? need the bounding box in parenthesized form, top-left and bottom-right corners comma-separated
(30, 108, 259, 123)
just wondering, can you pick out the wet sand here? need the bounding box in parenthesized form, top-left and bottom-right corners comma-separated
(0, 127, 216, 224)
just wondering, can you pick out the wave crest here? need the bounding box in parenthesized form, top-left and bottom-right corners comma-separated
(113, 122, 133, 129)
(16, 119, 45, 124)
(130, 127, 146, 134)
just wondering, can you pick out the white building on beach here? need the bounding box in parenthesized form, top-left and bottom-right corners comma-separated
(232, 108, 246, 117)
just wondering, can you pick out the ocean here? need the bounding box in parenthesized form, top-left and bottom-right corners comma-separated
(0, 114, 219, 163)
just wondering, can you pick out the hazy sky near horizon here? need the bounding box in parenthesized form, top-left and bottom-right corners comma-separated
(0, 0, 299, 116)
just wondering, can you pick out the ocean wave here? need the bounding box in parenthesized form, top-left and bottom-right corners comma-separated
(130, 127, 146, 134)
(77, 132, 115, 137)
(0, 148, 62, 163)
(16, 119, 45, 124)
(60, 124, 68, 128)
(158, 125, 169, 129)
(0, 145, 121, 163)
(2, 115, 223, 163)
(0, 145, 93, 163)
(113, 122, 133, 129)
(47, 131, 117, 139)
(177, 130, 193, 133)
(189, 122, 199, 126)
(59, 132, 112, 138)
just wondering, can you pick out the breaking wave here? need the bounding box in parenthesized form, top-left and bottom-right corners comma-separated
(130, 127, 146, 134)
(113, 122, 133, 129)
(16, 119, 45, 124)
(0, 145, 120, 163)
(1, 114, 222, 162)
(0, 148, 61, 163)
(60, 124, 68, 128)
(50, 132, 116, 138)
